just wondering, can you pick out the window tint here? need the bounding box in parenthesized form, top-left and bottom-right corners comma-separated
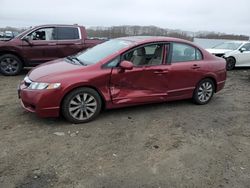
(145, 45, 157, 55)
(242, 43, 250, 51)
(57, 27, 79, 40)
(27, 28, 55, 41)
(124, 44, 164, 66)
(171, 43, 202, 63)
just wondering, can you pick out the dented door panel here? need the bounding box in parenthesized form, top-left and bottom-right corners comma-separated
(110, 66, 168, 105)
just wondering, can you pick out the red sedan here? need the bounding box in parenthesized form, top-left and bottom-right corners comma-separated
(18, 37, 227, 123)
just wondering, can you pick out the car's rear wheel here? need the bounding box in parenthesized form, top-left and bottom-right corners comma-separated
(226, 57, 236, 71)
(193, 79, 215, 105)
(0, 54, 23, 76)
(62, 87, 102, 123)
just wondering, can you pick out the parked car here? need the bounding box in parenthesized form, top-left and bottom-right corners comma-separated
(4, 31, 15, 38)
(0, 24, 104, 75)
(206, 41, 250, 70)
(0, 31, 17, 41)
(18, 36, 227, 123)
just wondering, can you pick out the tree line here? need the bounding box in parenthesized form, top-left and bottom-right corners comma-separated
(87, 26, 249, 41)
(0, 25, 249, 41)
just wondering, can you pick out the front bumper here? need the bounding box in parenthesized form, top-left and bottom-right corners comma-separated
(18, 82, 62, 117)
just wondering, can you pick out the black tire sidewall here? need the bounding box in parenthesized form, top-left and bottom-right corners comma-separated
(0, 54, 23, 76)
(62, 87, 102, 123)
(193, 79, 215, 105)
(226, 57, 236, 71)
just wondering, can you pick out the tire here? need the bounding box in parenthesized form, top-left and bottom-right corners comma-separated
(193, 78, 215, 105)
(0, 54, 23, 76)
(226, 57, 236, 71)
(61, 87, 102, 123)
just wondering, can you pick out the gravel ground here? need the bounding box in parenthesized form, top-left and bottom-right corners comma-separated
(0, 68, 250, 188)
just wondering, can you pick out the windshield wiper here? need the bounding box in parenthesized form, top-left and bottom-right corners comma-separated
(66, 56, 86, 66)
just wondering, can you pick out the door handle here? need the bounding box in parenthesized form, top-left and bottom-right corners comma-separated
(154, 70, 169, 74)
(192, 64, 200, 69)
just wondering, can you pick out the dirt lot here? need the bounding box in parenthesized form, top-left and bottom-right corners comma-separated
(0, 68, 250, 188)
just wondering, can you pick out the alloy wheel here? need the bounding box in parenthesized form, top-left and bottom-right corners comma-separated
(197, 82, 213, 103)
(68, 93, 97, 121)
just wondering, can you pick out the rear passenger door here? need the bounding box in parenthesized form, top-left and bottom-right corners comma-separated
(167, 42, 204, 99)
(56, 26, 84, 58)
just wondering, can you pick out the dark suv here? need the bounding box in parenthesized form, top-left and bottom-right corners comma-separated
(0, 24, 104, 75)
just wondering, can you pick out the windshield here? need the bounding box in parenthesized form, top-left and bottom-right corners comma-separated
(76, 39, 134, 65)
(15, 27, 33, 39)
(213, 42, 242, 50)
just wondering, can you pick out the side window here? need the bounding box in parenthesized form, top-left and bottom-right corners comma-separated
(103, 56, 120, 68)
(171, 43, 202, 63)
(27, 28, 55, 41)
(124, 44, 164, 66)
(242, 43, 250, 51)
(56, 27, 80, 40)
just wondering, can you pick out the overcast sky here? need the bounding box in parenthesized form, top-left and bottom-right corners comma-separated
(0, 0, 250, 35)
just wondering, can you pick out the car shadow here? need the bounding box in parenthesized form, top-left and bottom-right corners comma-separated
(97, 100, 191, 122)
(28, 99, 192, 127)
(232, 67, 250, 71)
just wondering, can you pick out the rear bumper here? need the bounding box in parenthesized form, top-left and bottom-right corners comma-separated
(216, 80, 226, 93)
(18, 83, 61, 117)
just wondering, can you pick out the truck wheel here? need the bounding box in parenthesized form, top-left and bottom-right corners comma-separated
(62, 87, 102, 123)
(0, 54, 23, 76)
(226, 57, 236, 71)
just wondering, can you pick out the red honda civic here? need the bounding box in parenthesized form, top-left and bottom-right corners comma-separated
(18, 37, 227, 123)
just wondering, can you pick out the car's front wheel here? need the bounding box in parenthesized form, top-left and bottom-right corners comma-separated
(226, 57, 236, 71)
(193, 79, 215, 105)
(62, 87, 102, 123)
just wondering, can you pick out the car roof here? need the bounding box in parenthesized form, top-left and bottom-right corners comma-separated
(34, 24, 81, 28)
(117, 36, 191, 45)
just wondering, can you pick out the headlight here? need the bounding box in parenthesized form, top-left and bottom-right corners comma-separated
(28, 82, 61, 90)
(24, 76, 61, 90)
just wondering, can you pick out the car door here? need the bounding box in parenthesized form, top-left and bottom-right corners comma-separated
(110, 43, 169, 105)
(21, 27, 59, 65)
(56, 26, 84, 58)
(167, 42, 204, 100)
(237, 43, 250, 66)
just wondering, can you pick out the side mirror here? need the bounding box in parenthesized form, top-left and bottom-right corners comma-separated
(239, 47, 246, 53)
(119, 60, 133, 70)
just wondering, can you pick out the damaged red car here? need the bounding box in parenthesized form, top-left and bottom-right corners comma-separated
(18, 36, 227, 123)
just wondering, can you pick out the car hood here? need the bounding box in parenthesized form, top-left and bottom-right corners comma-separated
(28, 58, 88, 82)
(206, 48, 233, 54)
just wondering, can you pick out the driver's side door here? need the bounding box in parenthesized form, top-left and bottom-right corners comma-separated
(109, 43, 169, 105)
(22, 27, 59, 65)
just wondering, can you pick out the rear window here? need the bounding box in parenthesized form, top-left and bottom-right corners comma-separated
(56, 27, 79, 40)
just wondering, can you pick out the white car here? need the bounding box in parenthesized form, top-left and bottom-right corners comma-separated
(206, 41, 250, 70)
